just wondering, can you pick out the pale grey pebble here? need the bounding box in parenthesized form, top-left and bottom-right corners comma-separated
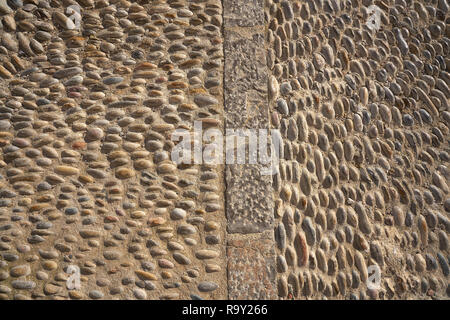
(275, 223, 286, 250)
(0, 271, 9, 281)
(36, 158, 52, 166)
(402, 114, 414, 126)
(65, 207, 78, 215)
(36, 221, 52, 229)
(281, 1, 294, 20)
(194, 95, 218, 107)
(122, 277, 134, 285)
(421, 278, 429, 293)
(36, 271, 48, 280)
(349, 293, 358, 300)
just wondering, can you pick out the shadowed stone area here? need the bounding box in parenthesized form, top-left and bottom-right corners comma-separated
(223, 0, 276, 300)
(223, 0, 265, 27)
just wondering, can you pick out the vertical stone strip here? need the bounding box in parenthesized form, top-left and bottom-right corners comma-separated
(224, 0, 277, 299)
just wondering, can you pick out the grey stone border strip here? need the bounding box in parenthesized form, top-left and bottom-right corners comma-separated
(223, 0, 277, 299)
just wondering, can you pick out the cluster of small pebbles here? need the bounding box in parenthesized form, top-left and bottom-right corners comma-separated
(268, 0, 449, 299)
(0, 0, 225, 299)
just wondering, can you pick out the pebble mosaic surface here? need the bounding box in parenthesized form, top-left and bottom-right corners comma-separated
(0, 0, 448, 300)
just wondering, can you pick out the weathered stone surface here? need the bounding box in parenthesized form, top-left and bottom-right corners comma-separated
(0, 0, 227, 301)
(265, 0, 450, 301)
(224, 0, 265, 27)
(224, 29, 268, 129)
(227, 234, 277, 299)
(224, 17, 272, 235)
(226, 164, 273, 233)
(0, 0, 447, 302)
